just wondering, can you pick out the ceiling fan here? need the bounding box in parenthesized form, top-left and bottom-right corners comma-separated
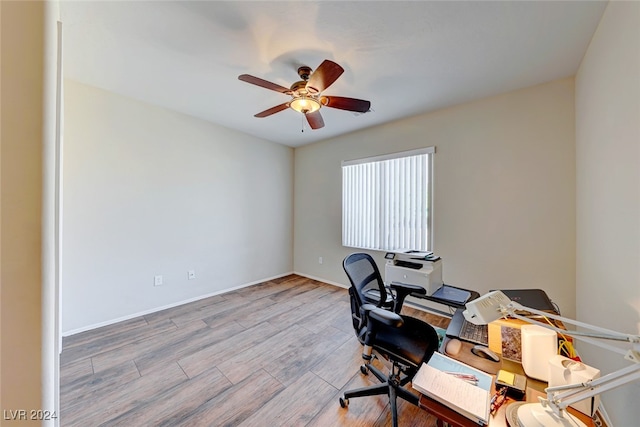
(238, 59, 371, 130)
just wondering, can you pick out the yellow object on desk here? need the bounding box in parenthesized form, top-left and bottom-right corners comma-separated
(496, 369, 527, 397)
(497, 369, 515, 385)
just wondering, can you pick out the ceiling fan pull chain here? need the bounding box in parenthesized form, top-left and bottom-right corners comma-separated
(301, 113, 305, 133)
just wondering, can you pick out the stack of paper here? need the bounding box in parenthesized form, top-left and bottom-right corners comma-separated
(413, 352, 493, 425)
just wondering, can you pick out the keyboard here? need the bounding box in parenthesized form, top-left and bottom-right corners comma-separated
(459, 319, 488, 346)
(445, 308, 489, 346)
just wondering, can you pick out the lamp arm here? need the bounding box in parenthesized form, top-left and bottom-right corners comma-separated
(508, 312, 636, 359)
(504, 302, 640, 344)
(542, 363, 640, 417)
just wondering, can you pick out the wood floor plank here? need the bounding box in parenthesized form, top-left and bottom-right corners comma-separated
(102, 366, 231, 426)
(198, 295, 278, 327)
(224, 280, 294, 301)
(267, 280, 319, 303)
(305, 370, 390, 427)
(177, 321, 280, 379)
(264, 325, 352, 386)
(234, 298, 301, 329)
(237, 371, 338, 427)
(263, 291, 337, 330)
(270, 274, 300, 284)
(59, 357, 94, 388)
(63, 362, 187, 426)
(297, 297, 352, 334)
(377, 392, 440, 427)
(143, 294, 226, 325)
(134, 320, 246, 377)
(61, 360, 141, 414)
(61, 318, 177, 366)
(90, 319, 208, 373)
(311, 335, 365, 390)
(288, 279, 344, 303)
(216, 324, 313, 385)
(171, 369, 285, 427)
(61, 317, 149, 350)
(166, 297, 235, 328)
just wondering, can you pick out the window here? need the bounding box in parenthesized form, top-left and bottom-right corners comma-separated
(342, 147, 434, 252)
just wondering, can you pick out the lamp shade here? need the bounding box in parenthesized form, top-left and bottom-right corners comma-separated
(521, 324, 557, 381)
(290, 97, 320, 114)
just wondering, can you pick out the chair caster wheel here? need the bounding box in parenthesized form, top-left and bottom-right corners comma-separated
(360, 365, 369, 375)
(339, 397, 349, 408)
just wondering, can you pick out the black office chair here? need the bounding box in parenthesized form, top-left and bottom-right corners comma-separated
(339, 253, 440, 427)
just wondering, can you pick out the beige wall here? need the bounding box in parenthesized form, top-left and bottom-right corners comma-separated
(0, 0, 45, 421)
(62, 81, 294, 333)
(575, 1, 640, 424)
(294, 78, 577, 317)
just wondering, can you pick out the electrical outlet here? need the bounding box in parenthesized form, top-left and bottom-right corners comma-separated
(154, 275, 163, 286)
(318, 257, 323, 264)
(188, 270, 196, 280)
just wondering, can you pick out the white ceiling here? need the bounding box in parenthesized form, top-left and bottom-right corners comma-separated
(61, 1, 607, 147)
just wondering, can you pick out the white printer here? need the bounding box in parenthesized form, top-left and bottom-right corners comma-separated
(384, 250, 443, 296)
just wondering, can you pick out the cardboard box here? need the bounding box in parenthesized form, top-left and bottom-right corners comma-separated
(488, 317, 528, 361)
(488, 317, 570, 362)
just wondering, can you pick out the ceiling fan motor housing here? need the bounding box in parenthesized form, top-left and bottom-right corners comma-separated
(297, 66, 312, 80)
(290, 80, 309, 94)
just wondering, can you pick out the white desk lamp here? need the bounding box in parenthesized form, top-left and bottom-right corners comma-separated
(463, 290, 640, 427)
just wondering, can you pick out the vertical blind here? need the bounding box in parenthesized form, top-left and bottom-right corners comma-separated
(342, 147, 434, 252)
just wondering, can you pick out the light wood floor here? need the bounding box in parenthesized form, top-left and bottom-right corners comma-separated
(60, 274, 451, 426)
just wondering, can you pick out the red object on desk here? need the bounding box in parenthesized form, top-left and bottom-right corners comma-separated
(490, 387, 507, 415)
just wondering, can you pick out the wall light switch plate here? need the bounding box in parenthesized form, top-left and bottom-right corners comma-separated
(154, 275, 163, 286)
(188, 270, 196, 280)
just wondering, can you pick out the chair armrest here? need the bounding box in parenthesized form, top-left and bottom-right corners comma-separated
(369, 307, 403, 328)
(389, 282, 426, 313)
(361, 303, 377, 314)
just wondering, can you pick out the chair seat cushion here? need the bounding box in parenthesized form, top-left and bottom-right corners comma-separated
(372, 316, 439, 367)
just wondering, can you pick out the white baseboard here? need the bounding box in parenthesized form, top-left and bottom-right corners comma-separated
(62, 271, 295, 337)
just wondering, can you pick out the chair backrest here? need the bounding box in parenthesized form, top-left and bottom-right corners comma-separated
(343, 253, 390, 341)
(343, 253, 388, 309)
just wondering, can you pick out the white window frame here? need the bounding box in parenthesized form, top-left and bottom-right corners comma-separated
(342, 147, 435, 252)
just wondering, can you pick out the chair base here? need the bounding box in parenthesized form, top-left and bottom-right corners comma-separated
(340, 360, 420, 427)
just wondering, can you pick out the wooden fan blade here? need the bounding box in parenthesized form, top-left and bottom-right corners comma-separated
(238, 74, 292, 94)
(305, 111, 325, 129)
(254, 103, 289, 118)
(320, 96, 371, 113)
(306, 60, 344, 94)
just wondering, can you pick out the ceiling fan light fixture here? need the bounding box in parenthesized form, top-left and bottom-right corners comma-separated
(289, 96, 321, 114)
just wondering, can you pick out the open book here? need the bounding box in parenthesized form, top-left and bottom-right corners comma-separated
(412, 352, 493, 425)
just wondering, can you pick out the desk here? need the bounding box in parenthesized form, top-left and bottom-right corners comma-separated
(416, 339, 595, 427)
